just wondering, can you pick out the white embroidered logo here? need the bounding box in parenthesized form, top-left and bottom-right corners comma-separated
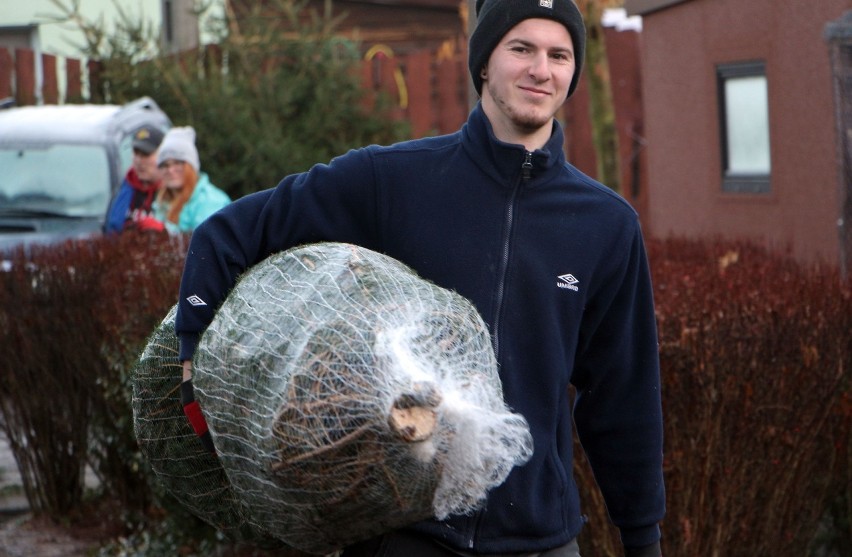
(557, 273, 579, 292)
(540, 0, 554, 8)
(186, 294, 207, 306)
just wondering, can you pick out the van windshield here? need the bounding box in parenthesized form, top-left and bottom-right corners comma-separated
(0, 144, 111, 217)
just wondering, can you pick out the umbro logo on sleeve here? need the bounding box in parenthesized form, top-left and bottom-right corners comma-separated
(186, 295, 207, 306)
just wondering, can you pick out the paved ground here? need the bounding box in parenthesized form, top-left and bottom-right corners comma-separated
(0, 431, 98, 510)
(0, 432, 102, 557)
(0, 432, 27, 518)
(0, 435, 278, 556)
(0, 515, 98, 557)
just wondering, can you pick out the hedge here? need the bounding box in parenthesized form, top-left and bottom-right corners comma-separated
(0, 233, 848, 556)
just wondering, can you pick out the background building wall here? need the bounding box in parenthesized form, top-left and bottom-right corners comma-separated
(161, 0, 204, 54)
(633, 0, 849, 264)
(0, 0, 216, 101)
(0, 1, 163, 57)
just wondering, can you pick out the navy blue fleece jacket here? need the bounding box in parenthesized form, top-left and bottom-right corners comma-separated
(175, 104, 665, 553)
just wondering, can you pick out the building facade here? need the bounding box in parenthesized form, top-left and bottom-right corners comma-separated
(0, 0, 204, 101)
(626, 0, 851, 267)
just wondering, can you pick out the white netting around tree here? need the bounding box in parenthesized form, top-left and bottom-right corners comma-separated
(132, 305, 285, 549)
(137, 242, 533, 555)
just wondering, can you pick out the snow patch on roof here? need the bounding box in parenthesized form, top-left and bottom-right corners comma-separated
(0, 104, 122, 144)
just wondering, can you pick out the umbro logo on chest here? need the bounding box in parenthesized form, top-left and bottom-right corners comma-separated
(557, 273, 579, 292)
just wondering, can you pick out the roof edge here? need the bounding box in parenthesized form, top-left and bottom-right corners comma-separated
(624, 0, 693, 17)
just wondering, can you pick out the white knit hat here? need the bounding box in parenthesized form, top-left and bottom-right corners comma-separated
(157, 126, 200, 172)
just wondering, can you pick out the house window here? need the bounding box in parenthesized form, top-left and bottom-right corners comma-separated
(717, 61, 771, 193)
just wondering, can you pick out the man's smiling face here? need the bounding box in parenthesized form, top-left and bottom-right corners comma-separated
(480, 18, 576, 146)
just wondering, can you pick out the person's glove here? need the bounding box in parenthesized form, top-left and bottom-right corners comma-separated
(135, 216, 165, 232)
(180, 379, 216, 454)
(625, 540, 662, 557)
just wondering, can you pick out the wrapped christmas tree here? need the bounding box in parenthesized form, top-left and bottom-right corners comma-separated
(135, 243, 532, 555)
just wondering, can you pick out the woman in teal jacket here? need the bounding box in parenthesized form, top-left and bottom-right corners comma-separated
(154, 126, 230, 233)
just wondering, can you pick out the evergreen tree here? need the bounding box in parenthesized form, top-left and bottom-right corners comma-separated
(47, 0, 409, 199)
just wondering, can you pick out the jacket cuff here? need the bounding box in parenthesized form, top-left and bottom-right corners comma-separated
(624, 540, 661, 557)
(178, 332, 200, 363)
(620, 524, 660, 550)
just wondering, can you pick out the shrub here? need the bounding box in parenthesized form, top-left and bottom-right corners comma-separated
(1, 233, 848, 555)
(576, 237, 851, 556)
(0, 232, 186, 519)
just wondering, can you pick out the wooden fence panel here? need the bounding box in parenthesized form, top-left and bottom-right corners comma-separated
(42, 53, 58, 105)
(87, 60, 103, 103)
(0, 48, 12, 100)
(66, 58, 82, 102)
(435, 55, 467, 135)
(405, 50, 433, 137)
(14, 48, 36, 106)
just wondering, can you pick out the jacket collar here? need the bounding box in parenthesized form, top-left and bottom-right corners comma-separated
(126, 167, 160, 193)
(461, 102, 566, 187)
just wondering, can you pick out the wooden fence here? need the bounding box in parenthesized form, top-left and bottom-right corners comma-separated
(0, 47, 87, 106)
(360, 38, 470, 137)
(0, 28, 646, 214)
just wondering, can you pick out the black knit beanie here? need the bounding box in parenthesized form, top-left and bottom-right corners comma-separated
(469, 0, 586, 98)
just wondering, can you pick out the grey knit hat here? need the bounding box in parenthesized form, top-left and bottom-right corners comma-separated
(157, 126, 200, 172)
(469, 0, 586, 98)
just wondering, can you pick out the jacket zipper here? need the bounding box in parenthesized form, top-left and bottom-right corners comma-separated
(521, 150, 533, 181)
(491, 151, 531, 360)
(468, 151, 531, 549)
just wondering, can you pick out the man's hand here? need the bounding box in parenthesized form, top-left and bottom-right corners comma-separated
(180, 360, 215, 453)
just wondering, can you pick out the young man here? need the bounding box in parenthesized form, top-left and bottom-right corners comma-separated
(174, 0, 665, 555)
(105, 124, 166, 233)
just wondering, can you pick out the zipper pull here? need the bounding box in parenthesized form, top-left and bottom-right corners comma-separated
(521, 151, 532, 182)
